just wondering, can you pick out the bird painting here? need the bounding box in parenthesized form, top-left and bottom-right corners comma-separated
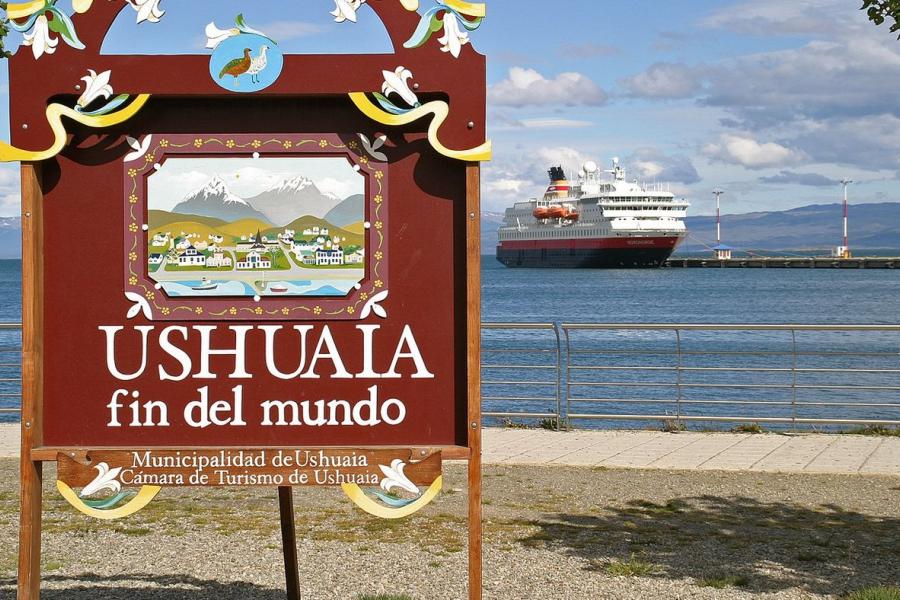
(247, 45, 270, 84)
(218, 48, 252, 86)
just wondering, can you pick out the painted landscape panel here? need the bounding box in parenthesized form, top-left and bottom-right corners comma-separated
(146, 157, 366, 298)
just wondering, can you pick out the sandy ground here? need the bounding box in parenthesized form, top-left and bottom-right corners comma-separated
(0, 460, 897, 599)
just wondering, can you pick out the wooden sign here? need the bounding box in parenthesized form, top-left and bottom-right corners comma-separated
(6, 2, 488, 598)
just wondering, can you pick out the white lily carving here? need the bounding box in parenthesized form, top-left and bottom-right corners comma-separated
(205, 22, 240, 50)
(382, 67, 419, 108)
(332, 0, 366, 23)
(360, 290, 389, 319)
(76, 69, 114, 112)
(437, 12, 469, 58)
(379, 460, 419, 495)
(125, 291, 153, 320)
(22, 15, 59, 60)
(359, 134, 388, 162)
(127, 0, 165, 24)
(124, 135, 153, 163)
(80, 462, 123, 498)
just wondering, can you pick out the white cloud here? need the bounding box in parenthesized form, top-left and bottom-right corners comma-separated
(625, 148, 701, 184)
(0, 165, 21, 217)
(491, 117, 595, 130)
(519, 118, 594, 129)
(488, 67, 607, 107)
(0, 193, 20, 218)
(702, 134, 804, 169)
(621, 62, 702, 99)
(482, 146, 593, 211)
(701, 0, 845, 36)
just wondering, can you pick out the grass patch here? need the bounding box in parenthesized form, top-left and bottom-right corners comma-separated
(605, 554, 657, 577)
(846, 587, 900, 600)
(846, 426, 900, 437)
(539, 418, 569, 431)
(731, 423, 766, 434)
(661, 419, 686, 433)
(696, 573, 749, 589)
(500, 419, 530, 430)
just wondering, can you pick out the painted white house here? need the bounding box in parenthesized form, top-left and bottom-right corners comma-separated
(205, 251, 232, 268)
(178, 246, 206, 267)
(151, 233, 169, 247)
(302, 254, 317, 266)
(345, 250, 365, 265)
(209, 234, 224, 244)
(148, 253, 164, 265)
(315, 248, 344, 266)
(236, 251, 271, 270)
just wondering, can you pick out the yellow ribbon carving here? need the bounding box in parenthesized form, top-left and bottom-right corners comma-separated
(6, 0, 46, 20)
(349, 92, 491, 162)
(56, 481, 162, 521)
(399, 0, 486, 17)
(342, 476, 443, 519)
(0, 94, 151, 163)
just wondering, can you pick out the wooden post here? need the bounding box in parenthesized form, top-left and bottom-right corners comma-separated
(18, 162, 44, 600)
(278, 487, 301, 600)
(465, 163, 483, 600)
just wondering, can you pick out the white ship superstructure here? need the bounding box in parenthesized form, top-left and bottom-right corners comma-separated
(496, 159, 690, 268)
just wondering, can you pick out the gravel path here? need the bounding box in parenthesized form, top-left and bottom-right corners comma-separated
(0, 460, 897, 599)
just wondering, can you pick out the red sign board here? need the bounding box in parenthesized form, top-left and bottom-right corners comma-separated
(7, 2, 488, 598)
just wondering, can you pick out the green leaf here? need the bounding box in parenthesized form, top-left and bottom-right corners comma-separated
(46, 6, 85, 50)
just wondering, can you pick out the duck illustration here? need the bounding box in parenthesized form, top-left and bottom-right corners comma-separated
(247, 45, 271, 84)
(218, 48, 252, 86)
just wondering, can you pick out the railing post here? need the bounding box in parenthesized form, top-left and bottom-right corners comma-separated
(791, 329, 798, 432)
(675, 329, 684, 427)
(563, 326, 573, 430)
(552, 324, 562, 430)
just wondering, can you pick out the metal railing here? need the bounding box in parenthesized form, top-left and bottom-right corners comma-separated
(481, 323, 561, 426)
(0, 323, 22, 416)
(562, 324, 900, 428)
(1, 323, 899, 429)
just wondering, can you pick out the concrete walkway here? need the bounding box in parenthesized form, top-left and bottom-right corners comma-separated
(1, 424, 898, 475)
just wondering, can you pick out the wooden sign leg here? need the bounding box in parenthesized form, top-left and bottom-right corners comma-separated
(17, 460, 42, 600)
(278, 487, 301, 600)
(19, 162, 44, 600)
(466, 163, 483, 600)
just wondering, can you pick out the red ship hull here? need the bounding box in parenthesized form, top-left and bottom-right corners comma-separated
(496, 236, 682, 268)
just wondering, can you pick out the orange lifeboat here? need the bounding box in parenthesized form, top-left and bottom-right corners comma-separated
(547, 206, 567, 219)
(564, 210, 580, 222)
(533, 207, 550, 220)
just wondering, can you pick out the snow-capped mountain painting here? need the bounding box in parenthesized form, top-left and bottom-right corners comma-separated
(145, 156, 367, 299)
(171, 176, 271, 223)
(247, 176, 344, 226)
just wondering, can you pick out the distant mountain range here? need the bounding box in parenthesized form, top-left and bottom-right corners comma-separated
(171, 176, 352, 227)
(681, 202, 900, 252)
(481, 202, 900, 255)
(0, 202, 898, 260)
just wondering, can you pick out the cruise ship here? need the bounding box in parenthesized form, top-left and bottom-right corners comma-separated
(495, 159, 690, 268)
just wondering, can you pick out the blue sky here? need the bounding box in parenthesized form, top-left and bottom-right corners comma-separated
(2, 0, 898, 217)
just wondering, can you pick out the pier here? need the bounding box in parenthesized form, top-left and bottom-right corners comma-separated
(665, 256, 899, 268)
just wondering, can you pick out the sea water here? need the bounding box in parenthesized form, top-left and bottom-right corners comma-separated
(1, 258, 899, 425)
